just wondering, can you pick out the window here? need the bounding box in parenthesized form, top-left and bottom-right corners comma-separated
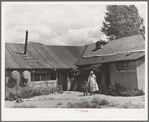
(31, 72, 56, 81)
(50, 73, 56, 80)
(116, 61, 128, 70)
(34, 73, 40, 81)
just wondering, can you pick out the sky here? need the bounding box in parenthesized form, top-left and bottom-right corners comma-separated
(3, 2, 147, 46)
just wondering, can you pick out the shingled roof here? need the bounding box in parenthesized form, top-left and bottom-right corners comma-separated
(76, 34, 145, 66)
(5, 43, 83, 69)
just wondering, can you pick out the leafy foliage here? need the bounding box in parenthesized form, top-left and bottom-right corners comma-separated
(69, 64, 102, 91)
(98, 82, 144, 96)
(5, 85, 63, 101)
(101, 5, 144, 40)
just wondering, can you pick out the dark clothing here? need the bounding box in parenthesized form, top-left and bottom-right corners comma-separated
(82, 81, 89, 96)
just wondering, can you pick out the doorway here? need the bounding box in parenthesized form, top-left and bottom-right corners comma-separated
(58, 70, 67, 91)
(103, 63, 110, 86)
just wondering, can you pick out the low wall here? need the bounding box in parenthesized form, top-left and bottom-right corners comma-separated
(110, 61, 138, 90)
(136, 57, 145, 91)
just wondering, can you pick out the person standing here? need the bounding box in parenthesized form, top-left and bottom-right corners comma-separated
(88, 71, 99, 95)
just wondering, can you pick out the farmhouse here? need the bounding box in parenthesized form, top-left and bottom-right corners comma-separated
(5, 39, 83, 96)
(5, 33, 145, 97)
(75, 34, 145, 91)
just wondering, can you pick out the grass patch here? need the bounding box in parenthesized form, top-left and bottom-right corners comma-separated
(67, 97, 109, 108)
(91, 97, 109, 105)
(12, 104, 37, 108)
(119, 102, 144, 109)
(67, 100, 91, 108)
(57, 102, 63, 105)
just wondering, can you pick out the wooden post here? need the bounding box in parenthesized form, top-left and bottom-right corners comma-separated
(33, 70, 35, 86)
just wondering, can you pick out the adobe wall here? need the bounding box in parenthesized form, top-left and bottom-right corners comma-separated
(5, 69, 58, 97)
(136, 57, 145, 91)
(110, 60, 138, 90)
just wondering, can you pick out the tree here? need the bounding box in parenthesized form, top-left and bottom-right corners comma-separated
(101, 5, 144, 40)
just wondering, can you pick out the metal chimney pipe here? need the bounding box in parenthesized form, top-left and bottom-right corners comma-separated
(24, 30, 28, 55)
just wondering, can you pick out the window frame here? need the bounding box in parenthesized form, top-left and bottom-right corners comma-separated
(31, 71, 57, 82)
(116, 61, 129, 71)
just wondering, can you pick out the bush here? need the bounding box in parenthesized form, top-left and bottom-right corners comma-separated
(67, 102, 75, 108)
(18, 87, 34, 98)
(98, 83, 144, 97)
(119, 91, 128, 96)
(91, 97, 109, 105)
(99, 99, 109, 105)
(67, 100, 91, 108)
(119, 89, 145, 96)
(57, 102, 63, 106)
(67, 97, 109, 108)
(5, 92, 17, 101)
(5, 88, 34, 101)
(32, 85, 54, 96)
(107, 86, 117, 96)
(77, 101, 91, 108)
(5, 85, 63, 101)
(91, 97, 100, 104)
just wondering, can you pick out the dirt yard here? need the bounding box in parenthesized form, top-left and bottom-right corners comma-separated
(5, 91, 145, 108)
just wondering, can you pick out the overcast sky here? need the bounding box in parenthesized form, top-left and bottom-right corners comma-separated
(4, 2, 146, 46)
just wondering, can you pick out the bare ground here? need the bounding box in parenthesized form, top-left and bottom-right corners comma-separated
(5, 91, 145, 108)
